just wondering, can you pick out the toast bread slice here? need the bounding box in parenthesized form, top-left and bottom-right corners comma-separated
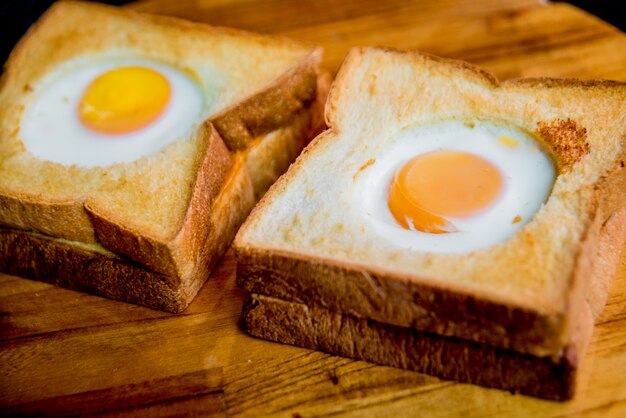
(235, 47, 626, 356)
(0, 1, 321, 275)
(0, 1, 325, 309)
(241, 292, 594, 401)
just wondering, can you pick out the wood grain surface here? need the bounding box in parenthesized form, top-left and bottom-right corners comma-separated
(2, 0, 626, 416)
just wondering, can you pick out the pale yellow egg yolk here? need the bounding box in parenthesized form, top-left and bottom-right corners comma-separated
(388, 151, 504, 234)
(78, 66, 171, 135)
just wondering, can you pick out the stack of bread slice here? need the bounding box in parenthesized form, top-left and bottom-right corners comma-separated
(0, 1, 328, 312)
(234, 47, 626, 400)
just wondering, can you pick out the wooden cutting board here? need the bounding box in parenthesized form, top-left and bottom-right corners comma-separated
(1, 1, 625, 416)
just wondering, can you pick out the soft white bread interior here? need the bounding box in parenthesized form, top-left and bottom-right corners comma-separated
(235, 47, 626, 356)
(0, 2, 322, 291)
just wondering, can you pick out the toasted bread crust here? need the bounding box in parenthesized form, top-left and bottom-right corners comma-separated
(245, 111, 311, 200)
(584, 146, 626, 317)
(0, 191, 95, 243)
(587, 209, 626, 318)
(86, 123, 233, 279)
(308, 70, 333, 140)
(243, 70, 331, 199)
(213, 48, 322, 151)
(0, 229, 185, 312)
(191, 156, 255, 301)
(242, 293, 594, 401)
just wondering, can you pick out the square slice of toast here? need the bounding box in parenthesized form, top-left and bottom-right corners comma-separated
(0, 1, 328, 311)
(234, 46, 626, 378)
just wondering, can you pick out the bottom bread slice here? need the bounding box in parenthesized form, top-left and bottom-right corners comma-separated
(242, 293, 594, 401)
(0, 228, 184, 312)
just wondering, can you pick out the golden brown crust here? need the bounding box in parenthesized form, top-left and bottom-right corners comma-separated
(243, 72, 329, 200)
(584, 146, 626, 317)
(190, 156, 255, 300)
(357, 46, 501, 87)
(212, 48, 322, 151)
(0, 190, 95, 243)
(0, 229, 186, 313)
(244, 111, 311, 200)
(586, 209, 626, 318)
(86, 123, 232, 279)
(596, 146, 626, 221)
(503, 77, 626, 89)
(242, 293, 594, 401)
(307, 70, 332, 140)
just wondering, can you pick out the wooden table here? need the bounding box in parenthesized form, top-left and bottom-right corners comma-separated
(2, 1, 626, 416)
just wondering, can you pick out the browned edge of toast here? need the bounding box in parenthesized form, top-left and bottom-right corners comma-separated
(213, 48, 322, 151)
(241, 293, 595, 401)
(580, 144, 626, 318)
(243, 70, 332, 201)
(0, 229, 183, 312)
(0, 190, 96, 243)
(85, 123, 234, 282)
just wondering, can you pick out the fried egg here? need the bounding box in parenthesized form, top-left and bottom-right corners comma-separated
(355, 119, 556, 254)
(20, 57, 204, 167)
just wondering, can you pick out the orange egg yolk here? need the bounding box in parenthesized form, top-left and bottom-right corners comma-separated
(78, 66, 171, 135)
(388, 151, 504, 234)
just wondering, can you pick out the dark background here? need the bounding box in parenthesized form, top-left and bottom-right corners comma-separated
(1, 1, 625, 67)
(0, 0, 126, 65)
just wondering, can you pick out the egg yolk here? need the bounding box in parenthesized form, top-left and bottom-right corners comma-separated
(388, 151, 503, 234)
(78, 66, 171, 135)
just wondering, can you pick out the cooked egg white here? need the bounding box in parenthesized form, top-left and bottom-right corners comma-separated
(19, 57, 204, 167)
(354, 119, 556, 254)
